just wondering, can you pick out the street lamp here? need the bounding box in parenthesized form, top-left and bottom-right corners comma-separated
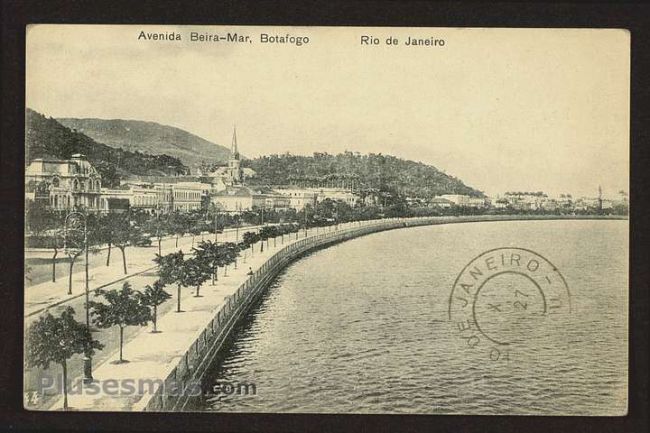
(64, 210, 93, 384)
(155, 211, 162, 257)
(213, 211, 218, 244)
(304, 207, 308, 238)
(234, 211, 240, 243)
(203, 207, 219, 245)
(214, 210, 219, 244)
(218, 209, 241, 244)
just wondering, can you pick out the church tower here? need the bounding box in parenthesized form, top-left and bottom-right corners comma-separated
(228, 126, 243, 185)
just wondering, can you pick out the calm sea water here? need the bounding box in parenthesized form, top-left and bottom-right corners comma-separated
(199, 220, 628, 415)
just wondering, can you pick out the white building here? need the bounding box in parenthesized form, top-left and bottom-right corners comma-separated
(311, 187, 358, 206)
(437, 194, 486, 208)
(428, 197, 453, 209)
(275, 188, 318, 210)
(576, 197, 614, 211)
(274, 187, 358, 209)
(99, 183, 176, 213)
(129, 185, 158, 212)
(262, 194, 291, 210)
(99, 188, 132, 212)
(210, 186, 254, 212)
(172, 182, 210, 212)
(25, 154, 102, 211)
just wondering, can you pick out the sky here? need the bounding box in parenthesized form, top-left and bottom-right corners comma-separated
(26, 25, 629, 198)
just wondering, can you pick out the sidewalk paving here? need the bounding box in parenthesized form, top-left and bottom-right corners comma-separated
(24, 225, 264, 318)
(38, 223, 351, 411)
(23, 223, 294, 410)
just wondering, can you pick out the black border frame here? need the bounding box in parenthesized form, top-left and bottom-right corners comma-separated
(1, 1, 648, 432)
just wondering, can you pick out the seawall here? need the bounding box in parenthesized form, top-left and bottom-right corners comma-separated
(142, 214, 626, 411)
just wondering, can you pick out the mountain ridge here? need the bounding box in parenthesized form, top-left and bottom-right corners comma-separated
(244, 152, 484, 199)
(56, 117, 231, 170)
(29, 110, 483, 199)
(26, 109, 188, 187)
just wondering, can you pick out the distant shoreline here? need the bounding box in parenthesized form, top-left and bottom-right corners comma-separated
(395, 214, 629, 226)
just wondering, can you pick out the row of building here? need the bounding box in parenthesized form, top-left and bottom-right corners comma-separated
(25, 129, 359, 214)
(25, 158, 359, 214)
(24, 155, 624, 215)
(490, 192, 619, 212)
(422, 193, 628, 212)
(428, 194, 489, 208)
(427, 192, 625, 212)
(25, 152, 623, 216)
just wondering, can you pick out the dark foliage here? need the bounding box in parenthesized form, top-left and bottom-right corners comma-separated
(26, 109, 188, 187)
(243, 151, 483, 199)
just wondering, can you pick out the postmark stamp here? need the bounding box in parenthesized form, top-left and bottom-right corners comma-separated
(448, 247, 571, 361)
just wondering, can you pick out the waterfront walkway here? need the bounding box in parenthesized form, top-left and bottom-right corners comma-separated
(25, 215, 626, 411)
(25, 225, 262, 318)
(55, 235, 291, 411)
(26, 221, 356, 411)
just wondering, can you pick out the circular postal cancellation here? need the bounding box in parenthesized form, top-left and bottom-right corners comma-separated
(448, 247, 572, 361)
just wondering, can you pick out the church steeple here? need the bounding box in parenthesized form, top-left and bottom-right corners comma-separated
(231, 125, 240, 160)
(227, 125, 243, 185)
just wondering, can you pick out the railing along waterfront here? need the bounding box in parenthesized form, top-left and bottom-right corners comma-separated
(142, 217, 421, 411)
(141, 214, 626, 411)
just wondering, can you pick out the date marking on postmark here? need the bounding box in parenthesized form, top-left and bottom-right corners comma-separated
(448, 247, 571, 362)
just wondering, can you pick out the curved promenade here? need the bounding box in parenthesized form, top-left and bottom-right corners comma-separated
(44, 214, 625, 411)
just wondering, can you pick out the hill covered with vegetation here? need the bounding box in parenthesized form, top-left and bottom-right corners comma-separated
(57, 117, 231, 170)
(26, 109, 188, 187)
(244, 152, 483, 200)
